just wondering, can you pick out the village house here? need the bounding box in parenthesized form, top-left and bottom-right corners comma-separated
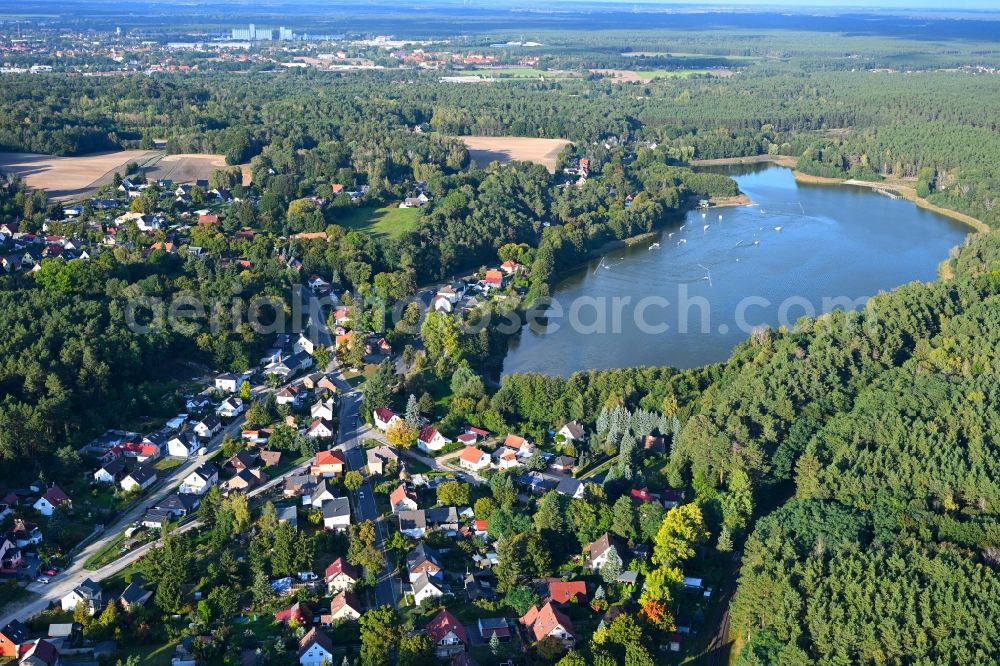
(307, 480, 337, 508)
(275, 385, 302, 406)
(503, 434, 536, 458)
(60, 578, 103, 615)
(407, 543, 443, 582)
(458, 446, 491, 472)
(555, 477, 586, 499)
(366, 446, 398, 475)
(327, 592, 363, 622)
(322, 497, 351, 531)
(298, 627, 335, 666)
(426, 609, 467, 657)
(493, 447, 521, 471)
(412, 572, 446, 605)
(551, 455, 576, 472)
(500, 259, 526, 275)
(310, 450, 346, 477)
(399, 510, 428, 539)
(93, 459, 127, 485)
(307, 418, 337, 440)
(193, 414, 222, 439)
(426, 506, 461, 533)
(8, 520, 43, 547)
(548, 580, 588, 605)
(483, 269, 505, 290)
(310, 397, 336, 421)
(557, 420, 586, 443)
(119, 582, 153, 611)
(121, 465, 157, 493)
(587, 533, 625, 571)
(0, 538, 23, 573)
(520, 602, 576, 647)
(166, 433, 199, 459)
(225, 450, 259, 474)
(179, 463, 219, 495)
(32, 485, 71, 517)
(324, 557, 360, 594)
(17, 639, 59, 666)
(0, 620, 29, 658)
(390, 484, 419, 514)
(373, 407, 401, 431)
(217, 397, 244, 418)
(417, 425, 452, 453)
(275, 601, 311, 627)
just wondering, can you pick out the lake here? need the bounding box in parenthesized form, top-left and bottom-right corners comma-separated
(501, 164, 971, 377)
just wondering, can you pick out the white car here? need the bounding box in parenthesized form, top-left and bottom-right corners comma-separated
(36, 577, 49, 584)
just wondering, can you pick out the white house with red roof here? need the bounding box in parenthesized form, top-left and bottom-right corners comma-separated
(324, 557, 360, 595)
(418, 425, 452, 453)
(426, 609, 468, 657)
(458, 446, 491, 472)
(503, 434, 536, 458)
(373, 408, 401, 431)
(32, 486, 71, 517)
(520, 602, 576, 647)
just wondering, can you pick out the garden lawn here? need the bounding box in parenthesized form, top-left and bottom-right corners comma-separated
(335, 204, 420, 238)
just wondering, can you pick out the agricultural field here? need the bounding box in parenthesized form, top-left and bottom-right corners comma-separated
(0, 149, 158, 200)
(458, 135, 572, 173)
(589, 68, 731, 82)
(142, 152, 244, 186)
(334, 203, 421, 238)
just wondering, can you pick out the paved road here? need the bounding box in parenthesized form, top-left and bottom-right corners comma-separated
(326, 365, 399, 609)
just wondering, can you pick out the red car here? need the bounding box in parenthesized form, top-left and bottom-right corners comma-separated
(42, 568, 58, 577)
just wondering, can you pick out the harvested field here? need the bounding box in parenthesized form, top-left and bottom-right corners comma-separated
(143, 153, 236, 185)
(458, 136, 572, 173)
(0, 149, 159, 200)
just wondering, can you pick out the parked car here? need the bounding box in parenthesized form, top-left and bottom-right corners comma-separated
(36, 577, 49, 584)
(42, 568, 57, 577)
(297, 571, 318, 581)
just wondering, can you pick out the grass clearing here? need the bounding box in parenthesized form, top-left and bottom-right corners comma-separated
(335, 204, 420, 238)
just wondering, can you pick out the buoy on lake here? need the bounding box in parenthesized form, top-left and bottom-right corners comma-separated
(774, 226, 783, 231)
(718, 214, 723, 220)
(703, 224, 710, 231)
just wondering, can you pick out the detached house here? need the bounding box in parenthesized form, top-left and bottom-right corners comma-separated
(93, 459, 127, 485)
(412, 572, 445, 605)
(179, 463, 219, 495)
(520, 602, 576, 647)
(0, 620, 29, 658)
(406, 543, 443, 582)
(557, 420, 586, 443)
(366, 446, 398, 475)
(310, 450, 346, 477)
(327, 591, 363, 622)
(32, 485, 71, 517)
(121, 465, 157, 493)
(0, 538, 22, 573)
(322, 497, 351, 531)
(298, 627, 335, 666)
(587, 533, 625, 571)
(417, 425, 451, 453)
(390, 484, 419, 514)
(399, 510, 427, 539)
(215, 373, 240, 394)
(307, 419, 336, 440)
(324, 557, 360, 595)
(217, 397, 244, 418)
(458, 446, 491, 472)
(310, 398, 336, 421)
(60, 578, 103, 615)
(373, 408, 400, 431)
(166, 433, 199, 459)
(193, 414, 222, 439)
(426, 609, 467, 657)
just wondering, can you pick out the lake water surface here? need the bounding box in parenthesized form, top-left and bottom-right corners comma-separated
(501, 165, 970, 377)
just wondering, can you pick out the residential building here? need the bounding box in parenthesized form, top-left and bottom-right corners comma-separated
(477, 618, 512, 642)
(32, 485, 71, 516)
(298, 627, 335, 666)
(328, 591, 363, 622)
(179, 463, 219, 495)
(193, 414, 221, 439)
(324, 557, 360, 594)
(93, 459, 127, 484)
(399, 510, 427, 539)
(548, 580, 587, 605)
(557, 420, 586, 443)
(412, 572, 445, 605)
(418, 426, 451, 453)
(307, 419, 337, 440)
(373, 407, 400, 431)
(458, 446, 490, 471)
(555, 477, 585, 499)
(217, 397, 244, 418)
(214, 373, 239, 393)
(121, 465, 157, 493)
(119, 582, 153, 611)
(426, 609, 467, 657)
(406, 543, 443, 582)
(0, 620, 29, 658)
(587, 533, 625, 571)
(390, 484, 419, 514)
(520, 602, 576, 647)
(166, 433, 199, 459)
(322, 497, 351, 531)
(310, 398, 336, 421)
(310, 450, 346, 476)
(0, 538, 22, 573)
(60, 578, 103, 615)
(366, 446, 398, 475)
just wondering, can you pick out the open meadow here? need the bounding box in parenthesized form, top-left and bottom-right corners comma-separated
(457, 135, 572, 173)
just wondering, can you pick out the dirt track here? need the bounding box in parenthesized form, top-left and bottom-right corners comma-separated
(458, 135, 572, 173)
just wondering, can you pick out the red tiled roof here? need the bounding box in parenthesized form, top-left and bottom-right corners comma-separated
(548, 580, 587, 604)
(314, 449, 346, 466)
(459, 446, 487, 464)
(324, 557, 359, 582)
(426, 609, 468, 645)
